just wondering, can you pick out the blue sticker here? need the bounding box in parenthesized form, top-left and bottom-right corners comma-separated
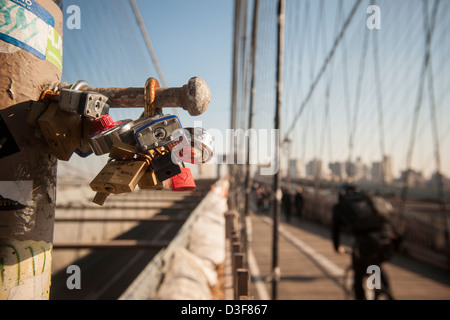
(9, 0, 55, 27)
(0, 0, 55, 59)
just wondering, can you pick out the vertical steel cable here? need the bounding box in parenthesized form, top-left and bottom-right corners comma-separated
(372, 0, 387, 191)
(271, 0, 285, 300)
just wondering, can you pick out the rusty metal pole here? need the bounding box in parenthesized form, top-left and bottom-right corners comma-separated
(0, 0, 62, 299)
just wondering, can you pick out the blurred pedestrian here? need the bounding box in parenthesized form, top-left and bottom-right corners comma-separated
(295, 187, 304, 219)
(282, 188, 292, 222)
(331, 184, 399, 300)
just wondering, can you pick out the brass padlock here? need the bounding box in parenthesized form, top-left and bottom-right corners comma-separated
(37, 102, 82, 161)
(90, 160, 148, 194)
(138, 167, 164, 190)
(26, 101, 49, 127)
(109, 141, 138, 161)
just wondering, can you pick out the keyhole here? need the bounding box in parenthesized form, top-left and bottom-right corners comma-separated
(153, 127, 166, 141)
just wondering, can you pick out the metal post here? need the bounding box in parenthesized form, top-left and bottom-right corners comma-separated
(243, 0, 260, 270)
(238, 0, 249, 274)
(236, 268, 249, 299)
(271, 0, 285, 301)
(228, 0, 241, 212)
(0, 0, 62, 299)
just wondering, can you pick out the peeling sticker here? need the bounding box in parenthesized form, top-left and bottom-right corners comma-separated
(0, 180, 33, 211)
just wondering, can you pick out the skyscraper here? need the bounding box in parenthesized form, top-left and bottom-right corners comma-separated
(306, 158, 322, 180)
(329, 161, 347, 181)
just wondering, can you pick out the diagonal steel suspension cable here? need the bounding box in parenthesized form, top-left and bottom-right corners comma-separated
(129, 0, 168, 87)
(283, 0, 363, 141)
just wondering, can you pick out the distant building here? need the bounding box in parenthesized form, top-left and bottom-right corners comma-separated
(382, 156, 394, 184)
(355, 157, 365, 181)
(345, 161, 356, 180)
(399, 169, 426, 188)
(288, 159, 304, 179)
(306, 158, 322, 180)
(372, 156, 394, 185)
(372, 162, 383, 184)
(329, 161, 347, 181)
(427, 171, 450, 189)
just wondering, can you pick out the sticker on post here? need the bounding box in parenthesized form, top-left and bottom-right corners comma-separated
(46, 28, 62, 71)
(0, 180, 33, 211)
(0, 0, 55, 60)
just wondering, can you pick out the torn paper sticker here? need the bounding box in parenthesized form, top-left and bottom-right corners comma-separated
(0, 180, 33, 211)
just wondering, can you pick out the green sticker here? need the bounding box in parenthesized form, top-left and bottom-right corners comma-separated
(46, 28, 62, 72)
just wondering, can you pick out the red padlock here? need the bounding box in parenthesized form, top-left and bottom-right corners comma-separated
(169, 167, 196, 191)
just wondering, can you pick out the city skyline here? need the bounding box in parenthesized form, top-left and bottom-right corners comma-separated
(287, 154, 448, 186)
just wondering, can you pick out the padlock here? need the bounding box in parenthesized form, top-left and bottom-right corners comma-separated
(169, 166, 196, 191)
(151, 150, 182, 182)
(132, 114, 184, 152)
(138, 168, 164, 190)
(89, 159, 148, 194)
(75, 117, 94, 158)
(26, 101, 49, 127)
(108, 141, 138, 161)
(58, 88, 110, 118)
(37, 102, 82, 161)
(88, 115, 136, 155)
(172, 127, 214, 164)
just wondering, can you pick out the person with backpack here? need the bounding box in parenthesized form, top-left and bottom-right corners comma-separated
(331, 184, 399, 300)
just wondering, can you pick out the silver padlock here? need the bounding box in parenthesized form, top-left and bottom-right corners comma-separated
(172, 127, 214, 164)
(132, 114, 185, 152)
(58, 88, 110, 118)
(88, 118, 136, 155)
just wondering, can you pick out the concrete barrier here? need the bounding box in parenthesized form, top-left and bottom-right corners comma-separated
(119, 180, 228, 300)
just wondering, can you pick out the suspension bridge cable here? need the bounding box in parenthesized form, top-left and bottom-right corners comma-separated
(372, 0, 387, 190)
(129, 0, 168, 87)
(284, 0, 363, 141)
(401, 0, 440, 204)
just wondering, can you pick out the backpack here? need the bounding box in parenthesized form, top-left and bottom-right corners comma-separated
(339, 192, 397, 262)
(339, 192, 388, 232)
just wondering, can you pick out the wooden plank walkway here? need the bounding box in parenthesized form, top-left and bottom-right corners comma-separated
(248, 212, 450, 300)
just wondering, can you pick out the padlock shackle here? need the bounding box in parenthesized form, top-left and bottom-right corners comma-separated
(75, 77, 211, 116)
